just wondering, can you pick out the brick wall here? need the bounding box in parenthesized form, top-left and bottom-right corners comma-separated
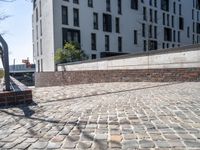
(0, 90, 32, 107)
(35, 68, 200, 87)
(0, 77, 32, 107)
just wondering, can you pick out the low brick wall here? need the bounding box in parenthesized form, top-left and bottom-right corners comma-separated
(35, 68, 200, 87)
(0, 77, 32, 107)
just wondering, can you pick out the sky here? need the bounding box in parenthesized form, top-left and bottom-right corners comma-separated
(0, 0, 32, 68)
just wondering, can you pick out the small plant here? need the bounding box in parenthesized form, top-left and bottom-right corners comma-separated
(0, 69, 4, 79)
(55, 42, 88, 64)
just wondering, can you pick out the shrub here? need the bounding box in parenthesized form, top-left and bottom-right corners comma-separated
(0, 69, 4, 79)
(55, 42, 88, 64)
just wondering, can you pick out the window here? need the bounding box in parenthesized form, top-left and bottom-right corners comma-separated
(143, 7, 147, 21)
(36, 8, 38, 22)
(173, 30, 176, 42)
(118, 37, 122, 52)
(105, 35, 110, 51)
(167, 14, 170, 26)
(91, 54, 96, 59)
(142, 23, 145, 37)
(149, 25, 152, 38)
(40, 20, 42, 36)
(116, 17, 120, 33)
(37, 60, 40, 72)
(161, 0, 169, 12)
(73, 0, 79, 4)
(154, 10, 157, 23)
(134, 30, 137, 44)
(178, 31, 180, 42)
(150, 9, 153, 22)
(164, 27, 172, 41)
(173, 2, 176, 14)
(171, 16, 174, 27)
(62, 28, 80, 46)
(196, 23, 200, 34)
(91, 33, 96, 50)
(179, 17, 184, 30)
(40, 39, 42, 55)
(148, 40, 158, 50)
(106, 0, 111, 12)
(154, 26, 157, 39)
(118, 0, 122, 14)
(103, 14, 112, 32)
(149, 0, 152, 6)
(187, 27, 190, 38)
(62, 6, 68, 25)
(39, 0, 42, 17)
(93, 13, 98, 29)
(154, 0, 157, 7)
(131, 0, 138, 10)
(143, 40, 146, 51)
(179, 4, 182, 16)
(88, 0, 93, 7)
(163, 13, 165, 25)
(73, 8, 79, 27)
(197, 0, 200, 10)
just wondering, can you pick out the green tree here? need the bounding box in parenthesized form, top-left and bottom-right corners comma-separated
(55, 42, 88, 64)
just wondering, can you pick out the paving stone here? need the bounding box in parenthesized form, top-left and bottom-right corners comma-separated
(62, 141, 76, 149)
(47, 141, 62, 149)
(139, 140, 155, 148)
(0, 82, 200, 150)
(184, 141, 200, 148)
(15, 142, 31, 149)
(3, 142, 17, 149)
(31, 141, 48, 149)
(122, 140, 139, 149)
(110, 135, 123, 143)
(155, 140, 171, 148)
(77, 141, 92, 149)
(95, 134, 108, 140)
(168, 140, 185, 148)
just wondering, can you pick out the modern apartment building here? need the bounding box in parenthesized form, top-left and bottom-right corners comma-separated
(32, 0, 200, 72)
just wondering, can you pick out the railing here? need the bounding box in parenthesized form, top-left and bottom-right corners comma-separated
(0, 35, 10, 91)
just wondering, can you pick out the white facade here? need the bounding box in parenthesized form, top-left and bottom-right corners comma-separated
(32, 0, 200, 72)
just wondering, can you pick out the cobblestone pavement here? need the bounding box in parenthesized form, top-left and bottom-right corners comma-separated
(0, 82, 200, 149)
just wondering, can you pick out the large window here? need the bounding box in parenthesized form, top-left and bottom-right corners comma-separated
(103, 14, 112, 32)
(62, 6, 68, 25)
(88, 0, 93, 7)
(164, 27, 172, 41)
(62, 28, 80, 46)
(131, 0, 138, 10)
(106, 0, 111, 12)
(161, 0, 169, 12)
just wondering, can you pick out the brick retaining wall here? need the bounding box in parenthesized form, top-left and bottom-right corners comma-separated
(35, 68, 200, 87)
(0, 77, 32, 107)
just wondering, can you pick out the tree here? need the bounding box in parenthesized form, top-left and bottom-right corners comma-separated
(55, 42, 88, 64)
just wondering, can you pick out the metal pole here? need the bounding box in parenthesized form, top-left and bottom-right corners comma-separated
(0, 35, 10, 91)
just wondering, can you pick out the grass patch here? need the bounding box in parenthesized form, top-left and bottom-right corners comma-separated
(0, 69, 4, 79)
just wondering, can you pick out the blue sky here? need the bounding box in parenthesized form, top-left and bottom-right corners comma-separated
(0, 0, 32, 68)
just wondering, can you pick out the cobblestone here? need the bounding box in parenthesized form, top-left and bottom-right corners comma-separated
(0, 82, 199, 149)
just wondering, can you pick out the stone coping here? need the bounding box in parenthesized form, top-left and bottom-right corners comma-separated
(58, 44, 200, 66)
